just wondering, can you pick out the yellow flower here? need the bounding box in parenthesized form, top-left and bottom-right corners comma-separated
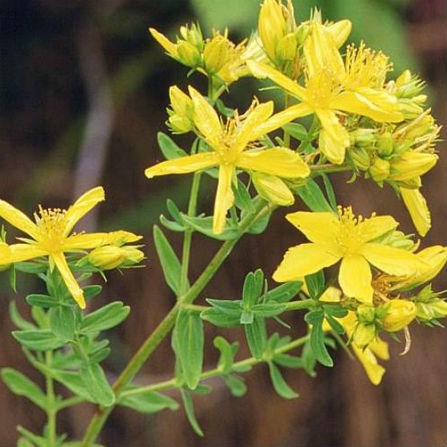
(248, 22, 402, 164)
(145, 87, 310, 234)
(0, 187, 141, 308)
(273, 207, 426, 304)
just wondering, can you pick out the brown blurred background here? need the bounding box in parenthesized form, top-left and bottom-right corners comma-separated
(0, 0, 446, 446)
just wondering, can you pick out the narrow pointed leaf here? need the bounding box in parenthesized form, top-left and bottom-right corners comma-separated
(268, 362, 299, 399)
(180, 388, 204, 437)
(119, 389, 179, 413)
(80, 301, 130, 333)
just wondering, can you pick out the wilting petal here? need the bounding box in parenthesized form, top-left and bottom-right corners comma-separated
(149, 28, 178, 58)
(407, 245, 447, 287)
(285, 211, 340, 245)
(1, 243, 48, 263)
(0, 200, 39, 240)
(251, 173, 294, 206)
(213, 164, 235, 234)
(238, 147, 310, 178)
(64, 187, 105, 236)
(331, 89, 403, 122)
(247, 61, 306, 99)
(362, 243, 426, 276)
(304, 21, 345, 79)
(233, 101, 274, 152)
(358, 215, 398, 242)
(145, 152, 219, 178)
(273, 243, 340, 282)
(400, 187, 431, 236)
(51, 252, 86, 309)
(189, 86, 223, 146)
(339, 254, 373, 303)
(253, 103, 313, 139)
(316, 109, 349, 164)
(390, 152, 438, 182)
(351, 343, 386, 385)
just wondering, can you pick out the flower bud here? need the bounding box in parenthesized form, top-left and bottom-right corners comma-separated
(203, 35, 231, 74)
(179, 23, 203, 50)
(350, 128, 376, 147)
(326, 19, 352, 48)
(177, 41, 201, 67)
(369, 157, 390, 182)
(87, 245, 144, 270)
(382, 299, 417, 332)
(376, 132, 394, 157)
(276, 33, 298, 62)
(353, 322, 376, 348)
(349, 147, 371, 170)
(252, 172, 294, 206)
(167, 86, 194, 133)
(416, 299, 447, 321)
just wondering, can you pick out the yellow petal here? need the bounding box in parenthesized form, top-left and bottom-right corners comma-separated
(361, 243, 426, 276)
(351, 344, 386, 385)
(331, 89, 403, 122)
(326, 20, 352, 48)
(213, 164, 235, 234)
(251, 173, 294, 206)
(357, 215, 398, 242)
(400, 187, 431, 236)
(0, 200, 39, 240)
(64, 187, 105, 235)
(304, 21, 344, 79)
(339, 254, 373, 304)
(316, 109, 349, 164)
(273, 243, 340, 282)
(253, 103, 313, 138)
(233, 101, 274, 152)
(285, 211, 340, 245)
(149, 28, 178, 58)
(369, 336, 390, 360)
(63, 230, 141, 251)
(2, 243, 48, 263)
(51, 252, 86, 309)
(189, 86, 223, 146)
(238, 147, 310, 178)
(145, 153, 219, 178)
(247, 61, 306, 99)
(390, 152, 438, 181)
(409, 245, 447, 286)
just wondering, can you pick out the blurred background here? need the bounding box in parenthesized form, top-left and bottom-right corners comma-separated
(0, 0, 446, 445)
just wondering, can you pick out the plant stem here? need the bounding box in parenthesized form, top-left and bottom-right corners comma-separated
(45, 351, 57, 447)
(311, 164, 351, 175)
(284, 299, 315, 311)
(121, 334, 310, 398)
(80, 199, 270, 447)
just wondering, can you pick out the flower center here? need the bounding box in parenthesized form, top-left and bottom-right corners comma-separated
(336, 206, 364, 255)
(304, 70, 340, 109)
(35, 206, 68, 252)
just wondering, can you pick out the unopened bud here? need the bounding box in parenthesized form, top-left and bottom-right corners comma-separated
(376, 132, 394, 157)
(87, 245, 144, 270)
(177, 41, 201, 67)
(382, 299, 416, 332)
(369, 157, 390, 182)
(326, 19, 352, 48)
(353, 322, 376, 348)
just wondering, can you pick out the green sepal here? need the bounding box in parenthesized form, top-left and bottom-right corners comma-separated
(118, 388, 179, 414)
(158, 131, 188, 160)
(244, 317, 267, 359)
(295, 178, 334, 212)
(180, 388, 204, 437)
(80, 301, 130, 334)
(80, 363, 115, 407)
(268, 362, 299, 399)
(12, 330, 64, 351)
(49, 305, 76, 341)
(153, 225, 185, 294)
(1, 368, 47, 410)
(173, 308, 204, 389)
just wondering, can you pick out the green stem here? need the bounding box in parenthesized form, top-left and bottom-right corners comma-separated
(121, 334, 310, 398)
(45, 351, 57, 447)
(179, 172, 202, 295)
(80, 199, 269, 447)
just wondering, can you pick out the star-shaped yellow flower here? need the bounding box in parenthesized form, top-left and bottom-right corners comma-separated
(145, 86, 310, 234)
(248, 21, 403, 164)
(0, 187, 141, 308)
(273, 207, 426, 303)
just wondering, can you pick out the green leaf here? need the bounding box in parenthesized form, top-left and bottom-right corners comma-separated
(83, 285, 103, 300)
(25, 294, 57, 308)
(17, 438, 35, 447)
(200, 308, 240, 327)
(245, 207, 272, 234)
(274, 353, 303, 369)
(49, 306, 76, 341)
(181, 214, 240, 240)
(51, 370, 92, 402)
(9, 301, 36, 330)
(234, 179, 254, 212)
(206, 299, 241, 316)
(283, 123, 308, 141)
(301, 340, 317, 377)
(1, 368, 46, 410)
(80, 301, 130, 334)
(252, 302, 286, 318)
(119, 389, 179, 413)
(213, 336, 238, 373)
(158, 132, 188, 160)
(180, 388, 204, 437)
(242, 270, 264, 307)
(321, 173, 337, 211)
(308, 314, 333, 367)
(153, 225, 184, 294)
(295, 178, 334, 212)
(240, 309, 254, 324)
(244, 317, 267, 359)
(174, 309, 204, 389)
(9, 264, 16, 292)
(17, 426, 47, 447)
(268, 362, 299, 399)
(223, 374, 247, 397)
(265, 281, 302, 303)
(80, 363, 115, 406)
(305, 271, 325, 299)
(13, 330, 64, 351)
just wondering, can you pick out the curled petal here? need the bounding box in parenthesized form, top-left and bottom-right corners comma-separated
(238, 147, 310, 178)
(351, 344, 386, 385)
(273, 243, 340, 282)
